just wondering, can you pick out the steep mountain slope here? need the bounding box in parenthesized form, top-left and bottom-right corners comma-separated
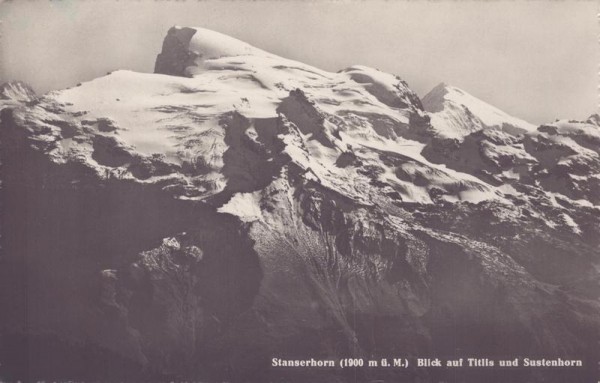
(0, 27, 598, 383)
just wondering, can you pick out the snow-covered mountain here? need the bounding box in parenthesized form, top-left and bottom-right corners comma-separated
(1, 27, 598, 383)
(422, 82, 535, 139)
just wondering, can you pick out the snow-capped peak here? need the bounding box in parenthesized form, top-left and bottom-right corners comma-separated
(422, 82, 535, 139)
(47, 26, 445, 203)
(24, 26, 558, 208)
(155, 26, 273, 77)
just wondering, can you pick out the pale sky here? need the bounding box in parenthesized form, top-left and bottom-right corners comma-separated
(0, 0, 597, 124)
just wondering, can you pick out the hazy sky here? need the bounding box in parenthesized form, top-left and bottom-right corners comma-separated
(0, 0, 597, 124)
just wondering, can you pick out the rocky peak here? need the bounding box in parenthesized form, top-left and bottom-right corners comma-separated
(586, 113, 600, 126)
(154, 26, 199, 76)
(0, 81, 36, 102)
(421, 82, 449, 113)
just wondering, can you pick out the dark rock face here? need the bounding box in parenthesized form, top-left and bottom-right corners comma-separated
(421, 82, 448, 113)
(154, 27, 199, 76)
(0, 107, 263, 381)
(1, 28, 599, 383)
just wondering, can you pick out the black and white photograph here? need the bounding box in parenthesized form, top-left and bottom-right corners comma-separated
(0, 1, 598, 382)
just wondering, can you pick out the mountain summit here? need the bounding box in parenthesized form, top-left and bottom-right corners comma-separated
(155, 26, 272, 76)
(1, 27, 598, 383)
(422, 82, 535, 138)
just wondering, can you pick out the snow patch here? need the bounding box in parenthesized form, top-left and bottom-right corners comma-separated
(560, 213, 582, 235)
(218, 192, 263, 222)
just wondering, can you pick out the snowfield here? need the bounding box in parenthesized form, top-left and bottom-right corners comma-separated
(32, 26, 546, 207)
